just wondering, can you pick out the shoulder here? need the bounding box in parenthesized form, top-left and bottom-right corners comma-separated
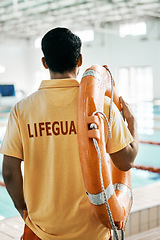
(11, 90, 40, 116)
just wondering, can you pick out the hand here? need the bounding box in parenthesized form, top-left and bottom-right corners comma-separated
(119, 96, 135, 124)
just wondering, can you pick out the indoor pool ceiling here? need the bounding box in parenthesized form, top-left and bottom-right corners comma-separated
(0, 0, 160, 39)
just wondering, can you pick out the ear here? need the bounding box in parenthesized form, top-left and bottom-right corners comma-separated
(78, 54, 82, 67)
(41, 57, 48, 69)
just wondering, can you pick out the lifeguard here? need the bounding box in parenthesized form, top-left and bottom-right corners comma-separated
(27, 120, 77, 138)
(0, 27, 138, 240)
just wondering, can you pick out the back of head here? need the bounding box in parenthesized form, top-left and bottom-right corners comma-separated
(41, 27, 82, 74)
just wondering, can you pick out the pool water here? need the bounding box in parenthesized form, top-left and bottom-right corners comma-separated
(0, 155, 19, 219)
(132, 168, 160, 188)
(0, 185, 19, 219)
(134, 142, 160, 168)
(131, 102, 160, 187)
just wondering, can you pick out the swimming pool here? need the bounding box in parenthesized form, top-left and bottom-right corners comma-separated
(0, 155, 19, 219)
(0, 102, 160, 219)
(132, 142, 160, 188)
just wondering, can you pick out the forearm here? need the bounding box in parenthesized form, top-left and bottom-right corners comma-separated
(2, 156, 27, 217)
(110, 98, 139, 171)
(120, 97, 139, 161)
(110, 116, 138, 171)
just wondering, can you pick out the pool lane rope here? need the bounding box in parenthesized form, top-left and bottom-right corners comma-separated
(133, 165, 160, 173)
(0, 181, 5, 187)
(139, 140, 160, 146)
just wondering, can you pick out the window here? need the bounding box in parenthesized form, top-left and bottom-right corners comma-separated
(118, 66, 153, 101)
(75, 30, 94, 43)
(35, 37, 41, 49)
(119, 22, 147, 38)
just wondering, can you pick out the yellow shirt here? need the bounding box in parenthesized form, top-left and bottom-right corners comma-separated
(0, 79, 133, 240)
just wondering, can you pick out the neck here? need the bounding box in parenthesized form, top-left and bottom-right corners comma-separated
(50, 70, 77, 79)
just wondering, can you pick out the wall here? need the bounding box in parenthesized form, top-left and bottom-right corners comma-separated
(105, 33, 160, 100)
(81, 26, 160, 100)
(0, 38, 49, 95)
(0, 39, 29, 92)
(0, 28, 160, 99)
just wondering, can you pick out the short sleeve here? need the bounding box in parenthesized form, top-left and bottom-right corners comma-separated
(0, 105, 23, 159)
(104, 97, 134, 154)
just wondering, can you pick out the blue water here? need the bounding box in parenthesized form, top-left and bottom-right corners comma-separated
(0, 102, 160, 218)
(132, 168, 160, 189)
(0, 154, 19, 218)
(131, 140, 160, 188)
(130, 102, 160, 188)
(134, 143, 160, 167)
(0, 184, 19, 218)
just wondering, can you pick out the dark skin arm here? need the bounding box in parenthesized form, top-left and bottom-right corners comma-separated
(109, 97, 138, 171)
(2, 155, 27, 218)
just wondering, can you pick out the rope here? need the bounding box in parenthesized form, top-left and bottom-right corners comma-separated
(135, 140, 160, 173)
(92, 111, 112, 139)
(0, 181, 5, 187)
(123, 191, 133, 231)
(139, 140, 160, 146)
(133, 165, 160, 173)
(93, 138, 121, 240)
(103, 66, 114, 139)
(109, 69, 114, 139)
(92, 67, 114, 140)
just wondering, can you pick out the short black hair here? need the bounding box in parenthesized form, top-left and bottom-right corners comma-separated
(41, 27, 82, 74)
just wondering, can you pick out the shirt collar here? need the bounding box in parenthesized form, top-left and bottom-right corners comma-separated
(38, 79, 79, 90)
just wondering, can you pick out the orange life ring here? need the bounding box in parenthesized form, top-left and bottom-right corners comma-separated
(77, 64, 132, 231)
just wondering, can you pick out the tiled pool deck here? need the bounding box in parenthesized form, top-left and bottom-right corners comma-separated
(0, 181, 160, 240)
(0, 216, 23, 240)
(125, 181, 160, 238)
